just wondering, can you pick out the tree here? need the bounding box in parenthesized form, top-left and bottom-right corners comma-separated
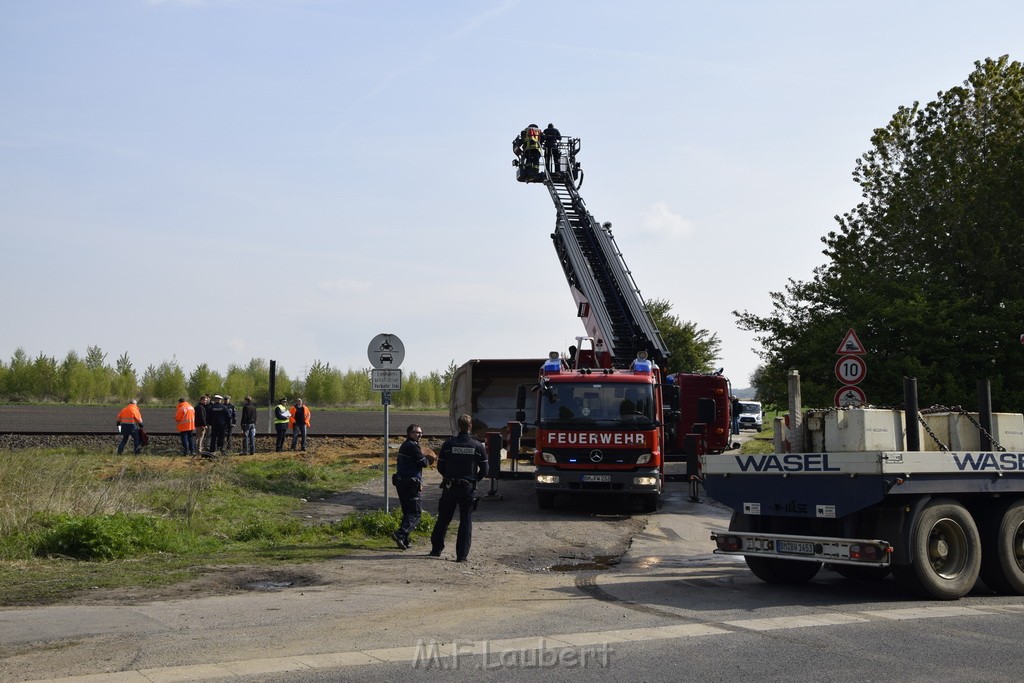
(647, 298, 721, 375)
(736, 57, 1024, 410)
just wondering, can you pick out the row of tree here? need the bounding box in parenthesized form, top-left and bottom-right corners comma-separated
(0, 347, 456, 408)
(738, 57, 1024, 412)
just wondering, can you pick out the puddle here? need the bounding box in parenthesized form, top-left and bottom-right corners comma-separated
(247, 581, 295, 591)
(548, 555, 620, 571)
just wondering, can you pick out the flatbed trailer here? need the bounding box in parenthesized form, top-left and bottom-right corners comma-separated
(703, 402, 1024, 600)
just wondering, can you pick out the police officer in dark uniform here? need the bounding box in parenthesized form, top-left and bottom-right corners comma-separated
(392, 423, 436, 550)
(429, 413, 489, 562)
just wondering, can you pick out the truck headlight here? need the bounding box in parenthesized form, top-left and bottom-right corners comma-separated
(541, 451, 557, 464)
(633, 476, 657, 486)
(636, 452, 652, 464)
(536, 474, 560, 484)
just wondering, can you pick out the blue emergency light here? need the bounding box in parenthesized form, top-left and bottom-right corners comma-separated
(543, 352, 563, 374)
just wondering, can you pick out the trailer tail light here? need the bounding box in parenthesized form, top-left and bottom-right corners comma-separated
(849, 543, 883, 561)
(715, 535, 743, 552)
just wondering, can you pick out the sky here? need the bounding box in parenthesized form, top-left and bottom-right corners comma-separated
(2, 1, 1022, 389)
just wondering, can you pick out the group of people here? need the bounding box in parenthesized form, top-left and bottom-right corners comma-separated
(115, 395, 311, 457)
(391, 413, 489, 563)
(513, 122, 561, 179)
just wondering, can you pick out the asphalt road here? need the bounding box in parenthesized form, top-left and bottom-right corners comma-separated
(0, 405, 453, 437)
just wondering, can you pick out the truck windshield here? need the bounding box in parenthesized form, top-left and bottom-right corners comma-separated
(539, 383, 655, 427)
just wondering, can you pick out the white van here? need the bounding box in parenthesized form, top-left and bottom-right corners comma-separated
(737, 401, 763, 431)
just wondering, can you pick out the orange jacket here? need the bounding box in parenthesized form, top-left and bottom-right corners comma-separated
(175, 402, 195, 432)
(117, 403, 143, 425)
(289, 405, 311, 428)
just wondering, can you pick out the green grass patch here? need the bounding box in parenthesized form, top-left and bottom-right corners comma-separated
(0, 448, 427, 605)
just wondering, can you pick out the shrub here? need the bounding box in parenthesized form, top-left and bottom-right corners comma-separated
(34, 513, 179, 560)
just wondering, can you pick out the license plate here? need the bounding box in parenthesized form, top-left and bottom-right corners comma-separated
(776, 540, 815, 555)
(581, 474, 612, 483)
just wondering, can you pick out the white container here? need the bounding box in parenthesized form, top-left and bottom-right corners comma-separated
(923, 412, 1024, 451)
(824, 408, 908, 452)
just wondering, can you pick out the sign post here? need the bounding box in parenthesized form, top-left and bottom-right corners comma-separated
(368, 333, 405, 513)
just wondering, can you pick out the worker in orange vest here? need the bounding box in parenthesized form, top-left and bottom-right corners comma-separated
(116, 399, 144, 455)
(289, 398, 311, 451)
(175, 397, 196, 456)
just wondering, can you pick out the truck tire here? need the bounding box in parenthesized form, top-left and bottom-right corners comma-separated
(979, 500, 1024, 595)
(745, 556, 822, 584)
(892, 498, 980, 600)
(536, 491, 556, 510)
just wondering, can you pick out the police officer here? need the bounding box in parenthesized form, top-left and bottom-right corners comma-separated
(429, 414, 489, 562)
(392, 423, 436, 550)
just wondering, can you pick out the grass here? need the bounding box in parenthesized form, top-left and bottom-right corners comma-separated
(0, 444, 433, 605)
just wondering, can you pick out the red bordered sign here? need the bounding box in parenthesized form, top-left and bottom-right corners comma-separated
(836, 328, 866, 355)
(835, 386, 866, 407)
(835, 355, 866, 385)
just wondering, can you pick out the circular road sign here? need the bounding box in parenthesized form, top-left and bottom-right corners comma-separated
(367, 333, 405, 369)
(835, 385, 867, 408)
(835, 355, 866, 385)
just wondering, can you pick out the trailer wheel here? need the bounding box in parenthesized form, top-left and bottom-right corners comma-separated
(745, 556, 822, 584)
(979, 500, 1024, 595)
(892, 498, 980, 600)
(832, 564, 891, 581)
(536, 492, 556, 510)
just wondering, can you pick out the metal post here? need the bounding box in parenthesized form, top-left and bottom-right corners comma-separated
(978, 379, 993, 451)
(904, 377, 920, 452)
(268, 360, 276, 434)
(787, 369, 802, 453)
(383, 391, 390, 514)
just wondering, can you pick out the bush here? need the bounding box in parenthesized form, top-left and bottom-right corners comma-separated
(34, 513, 179, 560)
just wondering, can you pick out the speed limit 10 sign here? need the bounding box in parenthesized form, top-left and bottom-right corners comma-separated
(835, 355, 866, 385)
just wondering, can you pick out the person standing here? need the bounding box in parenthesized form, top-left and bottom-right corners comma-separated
(195, 395, 210, 453)
(392, 424, 436, 550)
(239, 396, 258, 455)
(206, 395, 230, 455)
(273, 398, 291, 452)
(290, 398, 310, 451)
(174, 397, 196, 455)
(223, 396, 237, 452)
(519, 123, 542, 178)
(429, 414, 489, 562)
(116, 399, 144, 455)
(541, 122, 562, 172)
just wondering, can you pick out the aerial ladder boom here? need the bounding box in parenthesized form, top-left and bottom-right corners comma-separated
(517, 136, 670, 368)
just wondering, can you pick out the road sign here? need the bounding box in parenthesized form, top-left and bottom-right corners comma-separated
(835, 385, 867, 407)
(835, 355, 866, 385)
(836, 328, 866, 355)
(371, 368, 402, 391)
(367, 333, 405, 369)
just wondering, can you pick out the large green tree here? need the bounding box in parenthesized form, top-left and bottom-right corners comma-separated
(736, 57, 1024, 410)
(648, 298, 722, 375)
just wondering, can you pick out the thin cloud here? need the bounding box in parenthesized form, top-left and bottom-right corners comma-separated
(640, 201, 694, 239)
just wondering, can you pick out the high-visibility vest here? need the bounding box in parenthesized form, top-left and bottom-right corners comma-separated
(522, 127, 541, 150)
(289, 406, 311, 428)
(274, 404, 290, 425)
(175, 402, 195, 432)
(117, 404, 143, 425)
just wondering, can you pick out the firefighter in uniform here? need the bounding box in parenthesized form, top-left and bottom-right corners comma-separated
(519, 124, 542, 179)
(429, 414, 489, 562)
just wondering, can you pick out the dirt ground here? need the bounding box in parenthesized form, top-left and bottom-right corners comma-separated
(55, 436, 648, 605)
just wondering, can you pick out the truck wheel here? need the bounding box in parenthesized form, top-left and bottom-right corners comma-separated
(892, 499, 980, 600)
(536, 492, 556, 510)
(832, 564, 891, 581)
(979, 500, 1024, 595)
(745, 556, 822, 584)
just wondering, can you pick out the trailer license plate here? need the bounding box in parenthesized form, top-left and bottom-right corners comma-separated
(776, 540, 815, 555)
(581, 474, 611, 483)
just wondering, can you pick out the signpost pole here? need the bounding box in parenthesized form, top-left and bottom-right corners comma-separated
(382, 391, 390, 514)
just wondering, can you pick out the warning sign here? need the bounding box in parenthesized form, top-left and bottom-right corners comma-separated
(836, 328, 865, 355)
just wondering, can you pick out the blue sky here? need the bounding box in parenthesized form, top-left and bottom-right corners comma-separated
(2, 1, 1021, 388)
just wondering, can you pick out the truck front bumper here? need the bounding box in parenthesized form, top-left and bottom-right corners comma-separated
(534, 467, 662, 494)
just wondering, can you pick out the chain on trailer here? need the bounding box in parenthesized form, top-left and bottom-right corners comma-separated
(801, 402, 1006, 452)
